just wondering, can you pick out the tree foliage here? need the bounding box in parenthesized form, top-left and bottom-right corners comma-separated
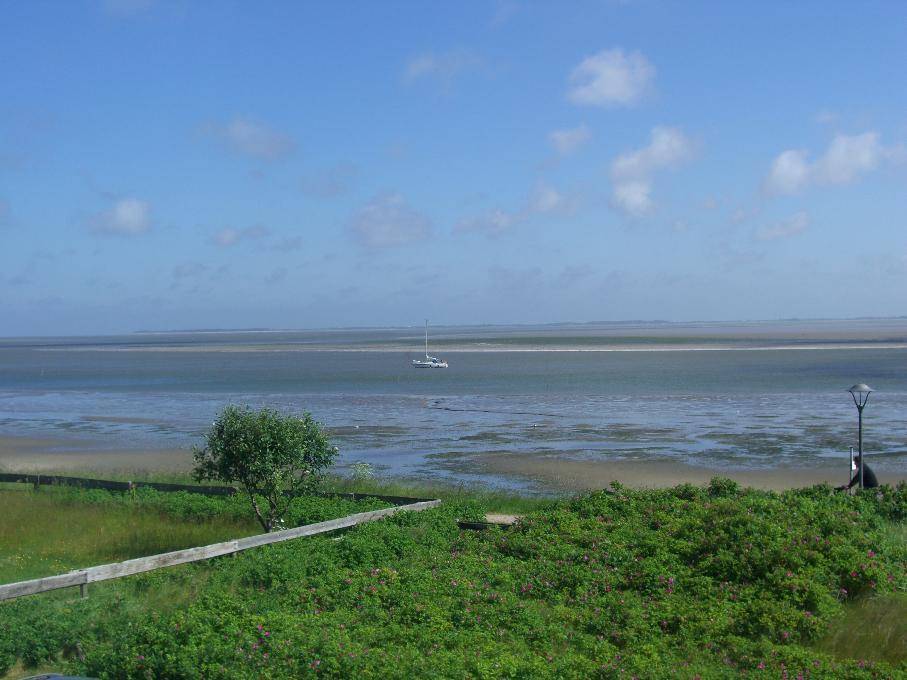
(192, 405, 338, 532)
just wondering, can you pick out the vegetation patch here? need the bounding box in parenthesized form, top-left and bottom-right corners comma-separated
(0, 480, 904, 678)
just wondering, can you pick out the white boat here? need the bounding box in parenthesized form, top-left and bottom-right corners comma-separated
(412, 320, 448, 368)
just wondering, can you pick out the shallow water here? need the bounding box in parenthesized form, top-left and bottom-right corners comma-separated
(0, 330, 905, 481)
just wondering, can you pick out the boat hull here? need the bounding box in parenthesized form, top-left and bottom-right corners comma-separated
(412, 360, 448, 368)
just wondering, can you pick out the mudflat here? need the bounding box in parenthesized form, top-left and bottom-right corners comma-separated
(3, 434, 901, 493)
(0, 435, 194, 474)
(469, 453, 907, 492)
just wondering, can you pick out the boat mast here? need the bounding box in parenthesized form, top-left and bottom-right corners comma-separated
(425, 319, 429, 358)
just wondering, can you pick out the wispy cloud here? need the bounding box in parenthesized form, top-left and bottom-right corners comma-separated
(609, 126, 693, 218)
(530, 184, 566, 213)
(89, 197, 152, 235)
(301, 163, 358, 198)
(456, 183, 569, 236)
(202, 117, 295, 161)
(548, 124, 591, 156)
(765, 132, 903, 194)
(210, 224, 270, 247)
(404, 48, 484, 90)
(567, 48, 654, 107)
(755, 211, 809, 241)
(456, 208, 518, 235)
(348, 193, 431, 248)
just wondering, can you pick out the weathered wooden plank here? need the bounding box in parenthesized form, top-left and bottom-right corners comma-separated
(85, 540, 240, 582)
(235, 500, 441, 550)
(0, 498, 441, 601)
(0, 570, 87, 602)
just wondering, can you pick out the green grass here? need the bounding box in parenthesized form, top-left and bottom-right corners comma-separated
(815, 593, 907, 665)
(326, 473, 555, 514)
(0, 487, 260, 583)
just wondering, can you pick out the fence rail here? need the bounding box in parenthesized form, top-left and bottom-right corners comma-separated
(0, 499, 440, 602)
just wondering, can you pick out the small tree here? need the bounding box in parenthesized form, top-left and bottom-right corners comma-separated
(192, 405, 338, 532)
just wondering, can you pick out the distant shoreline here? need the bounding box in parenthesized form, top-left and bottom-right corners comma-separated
(37, 343, 907, 353)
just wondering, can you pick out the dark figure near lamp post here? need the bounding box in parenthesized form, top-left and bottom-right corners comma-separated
(837, 454, 879, 491)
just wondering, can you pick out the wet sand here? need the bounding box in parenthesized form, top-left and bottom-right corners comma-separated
(4, 434, 901, 492)
(0, 436, 194, 474)
(470, 453, 907, 491)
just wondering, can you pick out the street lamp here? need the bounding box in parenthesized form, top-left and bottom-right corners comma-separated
(847, 383, 873, 489)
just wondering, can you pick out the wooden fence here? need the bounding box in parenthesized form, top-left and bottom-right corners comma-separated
(0, 499, 440, 602)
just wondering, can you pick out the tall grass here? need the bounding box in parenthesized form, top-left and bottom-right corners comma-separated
(815, 593, 907, 664)
(325, 473, 556, 513)
(0, 488, 259, 584)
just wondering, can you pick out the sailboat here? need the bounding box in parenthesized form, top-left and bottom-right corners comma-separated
(412, 320, 448, 368)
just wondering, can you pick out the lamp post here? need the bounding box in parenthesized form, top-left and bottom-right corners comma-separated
(847, 383, 873, 489)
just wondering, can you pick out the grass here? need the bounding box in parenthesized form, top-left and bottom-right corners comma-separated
(815, 593, 907, 665)
(326, 473, 554, 514)
(0, 487, 260, 583)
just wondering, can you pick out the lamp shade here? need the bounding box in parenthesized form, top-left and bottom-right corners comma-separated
(848, 383, 873, 408)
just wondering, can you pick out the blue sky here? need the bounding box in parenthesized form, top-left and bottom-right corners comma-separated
(1, 1, 906, 335)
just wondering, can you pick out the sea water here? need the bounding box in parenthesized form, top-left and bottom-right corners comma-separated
(0, 328, 905, 481)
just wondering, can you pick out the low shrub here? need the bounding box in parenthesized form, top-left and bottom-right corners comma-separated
(0, 479, 903, 678)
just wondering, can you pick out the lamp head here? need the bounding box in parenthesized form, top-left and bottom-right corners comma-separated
(848, 383, 873, 408)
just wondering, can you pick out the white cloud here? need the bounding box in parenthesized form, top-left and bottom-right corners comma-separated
(766, 150, 810, 194)
(610, 181, 652, 217)
(349, 193, 431, 248)
(90, 198, 152, 235)
(567, 48, 654, 107)
(205, 117, 295, 161)
(766, 132, 902, 194)
(404, 49, 483, 87)
(755, 211, 809, 241)
(211, 225, 270, 247)
(548, 124, 591, 156)
(815, 133, 887, 183)
(609, 126, 693, 218)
